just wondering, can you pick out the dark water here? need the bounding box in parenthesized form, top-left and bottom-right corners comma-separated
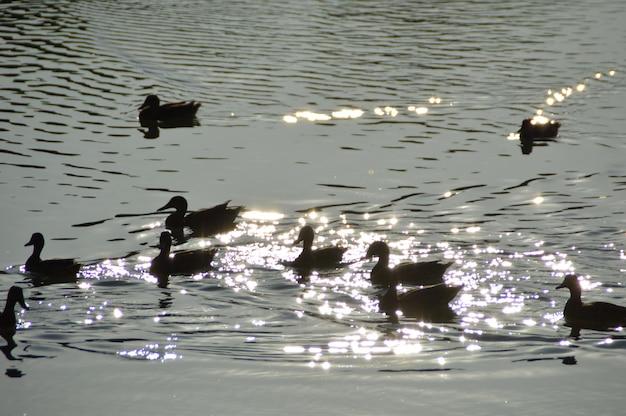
(1, 1, 625, 414)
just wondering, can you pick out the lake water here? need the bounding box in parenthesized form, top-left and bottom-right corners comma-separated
(1, 0, 625, 414)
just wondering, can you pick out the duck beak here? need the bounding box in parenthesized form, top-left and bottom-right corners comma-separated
(556, 282, 565, 289)
(18, 292, 29, 311)
(24, 237, 34, 247)
(157, 202, 173, 212)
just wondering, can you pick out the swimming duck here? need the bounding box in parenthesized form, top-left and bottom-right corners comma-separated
(556, 274, 626, 333)
(24, 232, 81, 282)
(365, 241, 453, 286)
(149, 231, 217, 279)
(379, 277, 461, 324)
(286, 225, 347, 270)
(157, 196, 243, 236)
(518, 117, 561, 140)
(138, 94, 201, 122)
(0, 286, 28, 347)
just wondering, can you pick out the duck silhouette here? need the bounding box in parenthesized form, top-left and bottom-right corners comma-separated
(518, 117, 561, 140)
(556, 274, 626, 336)
(157, 196, 243, 236)
(138, 94, 201, 122)
(149, 231, 217, 280)
(24, 232, 81, 284)
(379, 276, 461, 324)
(286, 225, 347, 270)
(0, 286, 28, 348)
(365, 241, 453, 286)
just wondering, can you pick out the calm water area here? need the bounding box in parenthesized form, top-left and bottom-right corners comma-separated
(1, 0, 625, 414)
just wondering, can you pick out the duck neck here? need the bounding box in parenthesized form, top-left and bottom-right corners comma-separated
(377, 250, 390, 268)
(157, 239, 172, 260)
(301, 236, 313, 251)
(380, 282, 399, 323)
(567, 286, 583, 306)
(2, 297, 17, 321)
(26, 243, 43, 266)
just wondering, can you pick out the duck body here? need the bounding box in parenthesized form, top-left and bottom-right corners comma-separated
(139, 94, 201, 122)
(149, 231, 217, 278)
(158, 196, 243, 236)
(365, 241, 452, 286)
(519, 117, 561, 140)
(24, 232, 81, 283)
(380, 283, 461, 324)
(0, 286, 28, 346)
(557, 274, 626, 331)
(287, 225, 346, 270)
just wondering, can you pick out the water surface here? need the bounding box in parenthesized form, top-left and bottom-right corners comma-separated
(1, 1, 625, 414)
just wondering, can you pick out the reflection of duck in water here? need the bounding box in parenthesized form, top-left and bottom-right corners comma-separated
(365, 241, 453, 286)
(138, 94, 201, 122)
(556, 274, 626, 337)
(150, 231, 217, 280)
(157, 196, 243, 237)
(24, 232, 81, 285)
(518, 116, 561, 155)
(286, 225, 347, 270)
(0, 286, 28, 349)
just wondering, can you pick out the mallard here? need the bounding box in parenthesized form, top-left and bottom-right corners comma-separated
(518, 117, 561, 140)
(365, 241, 452, 286)
(0, 286, 28, 347)
(286, 225, 346, 270)
(138, 94, 201, 122)
(149, 231, 217, 279)
(157, 196, 243, 236)
(24, 232, 81, 283)
(556, 274, 626, 334)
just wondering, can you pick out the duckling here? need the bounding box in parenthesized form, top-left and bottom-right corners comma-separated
(556, 274, 626, 333)
(379, 276, 461, 324)
(24, 232, 81, 283)
(0, 286, 28, 347)
(287, 225, 346, 270)
(365, 241, 452, 286)
(149, 231, 217, 279)
(518, 117, 561, 140)
(157, 196, 243, 236)
(138, 94, 201, 122)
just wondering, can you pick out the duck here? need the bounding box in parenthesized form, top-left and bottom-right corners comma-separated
(518, 116, 561, 140)
(138, 94, 201, 122)
(379, 277, 461, 324)
(0, 286, 28, 347)
(157, 196, 243, 236)
(556, 274, 626, 334)
(24, 232, 81, 283)
(149, 231, 217, 279)
(365, 241, 453, 286)
(286, 225, 347, 270)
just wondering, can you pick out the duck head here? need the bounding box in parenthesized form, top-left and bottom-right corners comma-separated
(8, 286, 29, 311)
(156, 231, 173, 253)
(139, 94, 160, 110)
(556, 274, 581, 291)
(158, 196, 188, 213)
(365, 241, 390, 260)
(25, 232, 45, 249)
(294, 225, 315, 247)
